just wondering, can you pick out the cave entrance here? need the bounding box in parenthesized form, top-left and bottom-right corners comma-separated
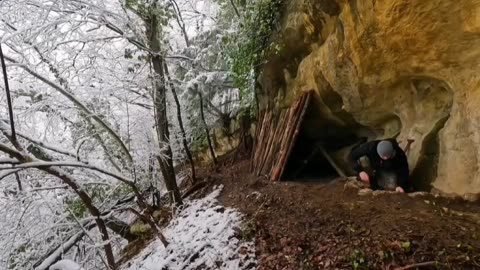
(252, 91, 370, 183)
(281, 133, 343, 182)
(280, 94, 365, 182)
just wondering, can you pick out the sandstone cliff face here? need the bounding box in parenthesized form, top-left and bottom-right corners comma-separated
(260, 0, 480, 195)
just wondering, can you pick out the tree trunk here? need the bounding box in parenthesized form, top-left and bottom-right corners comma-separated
(152, 58, 182, 205)
(233, 109, 253, 163)
(197, 89, 218, 165)
(147, 11, 183, 205)
(163, 61, 196, 184)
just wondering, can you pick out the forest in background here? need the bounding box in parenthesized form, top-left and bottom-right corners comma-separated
(0, 0, 282, 269)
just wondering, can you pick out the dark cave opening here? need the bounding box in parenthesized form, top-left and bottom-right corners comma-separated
(280, 97, 364, 182)
(281, 132, 340, 182)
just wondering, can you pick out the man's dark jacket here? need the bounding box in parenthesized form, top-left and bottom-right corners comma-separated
(348, 138, 409, 190)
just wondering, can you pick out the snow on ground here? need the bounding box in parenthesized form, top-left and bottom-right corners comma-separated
(49, 259, 84, 270)
(121, 185, 256, 270)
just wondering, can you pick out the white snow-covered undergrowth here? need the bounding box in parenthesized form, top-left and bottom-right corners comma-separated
(121, 185, 256, 270)
(50, 259, 84, 270)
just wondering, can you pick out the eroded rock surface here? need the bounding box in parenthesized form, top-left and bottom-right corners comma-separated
(261, 0, 480, 195)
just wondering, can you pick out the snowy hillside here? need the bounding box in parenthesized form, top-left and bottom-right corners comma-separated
(121, 186, 256, 270)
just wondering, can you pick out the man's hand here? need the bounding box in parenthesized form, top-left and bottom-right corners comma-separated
(395, 186, 405, 193)
(359, 171, 370, 184)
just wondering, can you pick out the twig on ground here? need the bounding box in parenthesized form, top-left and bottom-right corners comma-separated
(181, 181, 208, 199)
(394, 261, 438, 270)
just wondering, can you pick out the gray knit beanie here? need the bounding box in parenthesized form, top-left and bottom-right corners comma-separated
(377, 140, 395, 159)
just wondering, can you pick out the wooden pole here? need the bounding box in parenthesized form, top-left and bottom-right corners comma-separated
(253, 111, 270, 173)
(269, 98, 301, 180)
(272, 92, 312, 181)
(316, 143, 347, 177)
(254, 112, 272, 174)
(258, 110, 284, 175)
(262, 109, 288, 175)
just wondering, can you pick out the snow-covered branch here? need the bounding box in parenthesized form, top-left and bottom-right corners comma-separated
(2, 54, 134, 165)
(0, 159, 136, 186)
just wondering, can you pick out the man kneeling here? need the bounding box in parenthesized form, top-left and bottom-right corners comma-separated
(348, 138, 409, 193)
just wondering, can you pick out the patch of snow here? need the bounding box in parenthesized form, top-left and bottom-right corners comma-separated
(121, 185, 256, 270)
(49, 259, 83, 270)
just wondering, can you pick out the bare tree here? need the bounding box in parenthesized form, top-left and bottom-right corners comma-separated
(164, 61, 196, 183)
(196, 85, 218, 165)
(124, 0, 183, 205)
(151, 45, 183, 205)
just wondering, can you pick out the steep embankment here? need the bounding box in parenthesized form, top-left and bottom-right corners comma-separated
(259, 0, 480, 195)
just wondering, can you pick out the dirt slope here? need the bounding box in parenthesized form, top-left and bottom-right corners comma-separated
(205, 158, 480, 270)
